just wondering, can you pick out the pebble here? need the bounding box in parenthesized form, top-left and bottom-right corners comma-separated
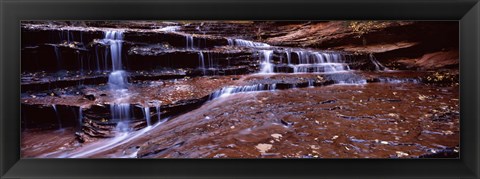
(255, 143, 273, 153)
(271, 133, 282, 140)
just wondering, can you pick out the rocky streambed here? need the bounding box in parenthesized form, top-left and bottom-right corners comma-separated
(21, 21, 459, 158)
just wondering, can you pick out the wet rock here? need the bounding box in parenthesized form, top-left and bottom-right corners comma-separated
(337, 114, 374, 120)
(398, 50, 458, 70)
(421, 71, 459, 86)
(280, 119, 294, 127)
(84, 94, 96, 101)
(82, 119, 117, 138)
(213, 153, 227, 158)
(418, 146, 459, 158)
(75, 131, 93, 143)
(320, 99, 336, 104)
(138, 140, 185, 158)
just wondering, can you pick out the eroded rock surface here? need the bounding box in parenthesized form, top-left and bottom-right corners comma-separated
(21, 21, 459, 158)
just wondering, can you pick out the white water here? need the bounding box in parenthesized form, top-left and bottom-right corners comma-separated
(335, 79, 368, 86)
(154, 101, 163, 123)
(209, 84, 277, 100)
(103, 30, 134, 135)
(232, 39, 271, 47)
(209, 40, 374, 100)
(143, 107, 151, 126)
(291, 63, 350, 73)
(378, 78, 420, 84)
(108, 70, 128, 90)
(111, 103, 132, 132)
(198, 51, 206, 75)
(308, 79, 314, 88)
(158, 26, 180, 32)
(286, 51, 350, 73)
(285, 51, 291, 64)
(186, 35, 194, 49)
(259, 50, 274, 74)
(369, 53, 389, 71)
(105, 31, 124, 71)
(64, 30, 167, 157)
(51, 104, 62, 129)
(227, 39, 234, 46)
(65, 118, 168, 158)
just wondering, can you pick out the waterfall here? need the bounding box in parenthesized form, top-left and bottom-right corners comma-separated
(209, 84, 277, 100)
(158, 26, 180, 32)
(227, 39, 234, 46)
(285, 51, 291, 64)
(108, 70, 128, 90)
(53, 46, 62, 70)
(78, 107, 83, 129)
(51, 104, 62, 129)
(259, 50, 274, 74)
(198, 51, 206, 75)
(233, 39, 270, 47)
(105, 31, 124, 71)
(94, 46, 101, 72)
(104, 30, 127, 89)
(185, 35, 194, 49)
(143, 107, 151, 126)
(111, 103, 131, 133)
(103, 30, 132, 134)
(308, 79, 314, 88)
(369, 53, 389, 71)
(154, 101, 162, 123)
(287, 51, 350, 73)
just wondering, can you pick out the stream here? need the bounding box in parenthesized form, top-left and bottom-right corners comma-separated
(20, 22, 459, 158)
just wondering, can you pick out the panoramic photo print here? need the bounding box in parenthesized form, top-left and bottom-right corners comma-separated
(21, 21, 459, 158)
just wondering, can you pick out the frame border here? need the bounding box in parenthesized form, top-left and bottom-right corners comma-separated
(1, 0, 479, 178)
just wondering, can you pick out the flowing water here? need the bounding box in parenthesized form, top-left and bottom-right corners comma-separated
(21, 25, 458, 159)
(103, 30, 134, 134)
(198, 51, 206, 75)
(51, 104, 62, 130)
(259, 50, 274, 74)
(185, 35, 194, 49)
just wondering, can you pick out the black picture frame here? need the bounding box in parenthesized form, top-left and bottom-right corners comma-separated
(1, 0, 479, 178)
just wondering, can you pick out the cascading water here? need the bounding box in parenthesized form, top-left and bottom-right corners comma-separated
(186, 35, 194, 49)
(111, 103, 131, 132)
(53, 46, 62, 70)
(198, 51, 206, 75)
(158, 26, 180, 32)
(232, 39, 270, 47)
(288, 51, 350, 73)
(153, 101, 162, 123)
(103, 30, 132, 134)
(51, 104, 62, 130)
(308, 79, 314, 88)
(227, 39, 234, 46)
(209, 41, 370, 100)
(143, 107, 151, 126)
(369, 53, 389, 71)
(285, 51, 291, 64)
(259, 50, 274, 74)
(78, 107, 83, 130)
(209, 84, 277, 100)
(105, 31, 124, 71)
(108, 70, 128, 90)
